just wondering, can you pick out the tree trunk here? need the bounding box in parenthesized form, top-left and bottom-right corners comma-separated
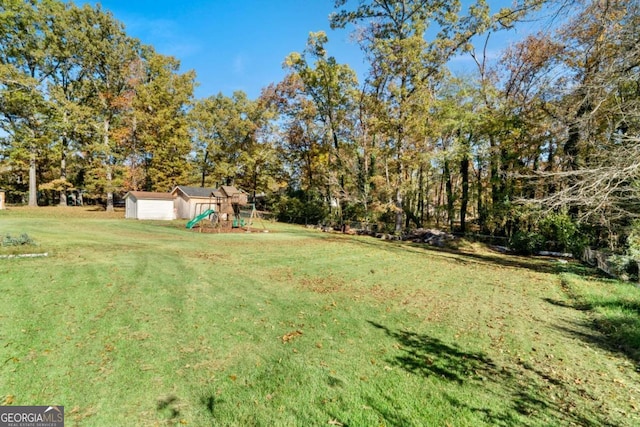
(444, 160, 454, 232)
(418, 164, 424, 227)
(460, 153, 469, 233)
(252, 165, 258, 202)
(477, 161, 485, 232)
(200, 150, 208, 187)
(104, 117, 114, 212)
(489, 135, 501, 208)
(59, 111, 70, 206)
(395, 188, 403, 234)
(59, 136, 68, 206)
(394, 158, 404, 234)
(436, 172, 444, 228)
(28, 145, 37, 207)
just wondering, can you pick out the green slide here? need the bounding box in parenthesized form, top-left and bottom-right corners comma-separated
(186, 209, 215, 229)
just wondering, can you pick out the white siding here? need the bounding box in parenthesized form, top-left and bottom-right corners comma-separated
(169, 187, 217, 220)
(125, 196, 137, 219)
(136, 199, 175, 220)
(190, 198, 216, 219)
(174, 194, 190, 219)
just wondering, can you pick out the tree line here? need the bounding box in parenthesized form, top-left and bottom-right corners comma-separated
(2, 0, 639, 256)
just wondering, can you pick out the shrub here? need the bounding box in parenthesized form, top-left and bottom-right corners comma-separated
(535, 212, 591, 255)
(341, 201, 367, 223)
(607, 255, 639, 282)
(269, 191, 328, 225)
(2, 233, 35, 247)
(628, 223, 640, 260)
(509, 231, 545, 255)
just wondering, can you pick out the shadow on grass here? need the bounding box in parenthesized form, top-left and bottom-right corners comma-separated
(543, 297, 591, 311)
(368, 321, 617, 427)
(420, 245, 611, 280)
(581, 313, 640, 363)
(545, 277, 640, 364)
(550, 307, 640, 364)
(348, 234, 608, 279)
(279, 226, 606, 280)
(368, 321, 501, 384)
(362, 391, 414, 427)
(156, 395, 181, 421)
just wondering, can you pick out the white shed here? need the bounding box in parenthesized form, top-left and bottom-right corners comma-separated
(124, 191, 176, 220)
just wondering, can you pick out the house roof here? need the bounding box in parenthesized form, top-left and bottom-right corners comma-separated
(172, 186, 217, 199)
(125, 191, 175, 201)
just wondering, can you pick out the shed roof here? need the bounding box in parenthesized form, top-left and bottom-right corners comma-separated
(220, 185, 244, 196)
(172, 186, 217, 199)
(125, 191, 175, 201)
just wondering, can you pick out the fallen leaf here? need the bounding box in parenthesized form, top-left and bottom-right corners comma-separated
(4, 395, 15, 405)
(282, 330, 303, 344)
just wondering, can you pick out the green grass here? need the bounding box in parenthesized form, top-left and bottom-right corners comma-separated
(1, 206, 639, 426)
(561, 272, 640, 362)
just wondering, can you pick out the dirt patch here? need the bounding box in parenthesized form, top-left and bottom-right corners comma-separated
(189, 226, 269, 234)
(192, 252, 229, 261)
(298, 276, 346, 294)
(267, 267, 294, 283)
(297, 276, 436, 311)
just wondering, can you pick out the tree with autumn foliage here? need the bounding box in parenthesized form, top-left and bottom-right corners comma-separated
(261, 73, 330, 221)
(0, 0, 58, 206)
(284, 31, 360, 224)
(1, 1, 199, 208)
(121, 49, 196, 192)
(329, 0, 523, 233)
(511, 0, 640, 248)
(67, 4, 141, 211)
(189, 91, 279, 195)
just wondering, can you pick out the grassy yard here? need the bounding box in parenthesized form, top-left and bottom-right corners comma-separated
(1, 206, 639, 426)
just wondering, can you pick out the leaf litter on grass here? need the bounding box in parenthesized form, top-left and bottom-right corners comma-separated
(2, 213, 640, 426)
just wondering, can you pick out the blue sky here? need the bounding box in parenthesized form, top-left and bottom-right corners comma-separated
(87, 1, 532, 100)
(87, 0, 363, 99)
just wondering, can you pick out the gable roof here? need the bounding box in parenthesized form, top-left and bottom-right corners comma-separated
(220, 185, 243, 197)
(125, 191, 174, 201)
(172, 185, 217, 199)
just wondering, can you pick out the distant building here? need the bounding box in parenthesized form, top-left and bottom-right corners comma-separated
(171, 186, 218, 219)
(172, 185, 248, 220)
(124, 191, 176, 220)
(124, 186, 250, 221)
